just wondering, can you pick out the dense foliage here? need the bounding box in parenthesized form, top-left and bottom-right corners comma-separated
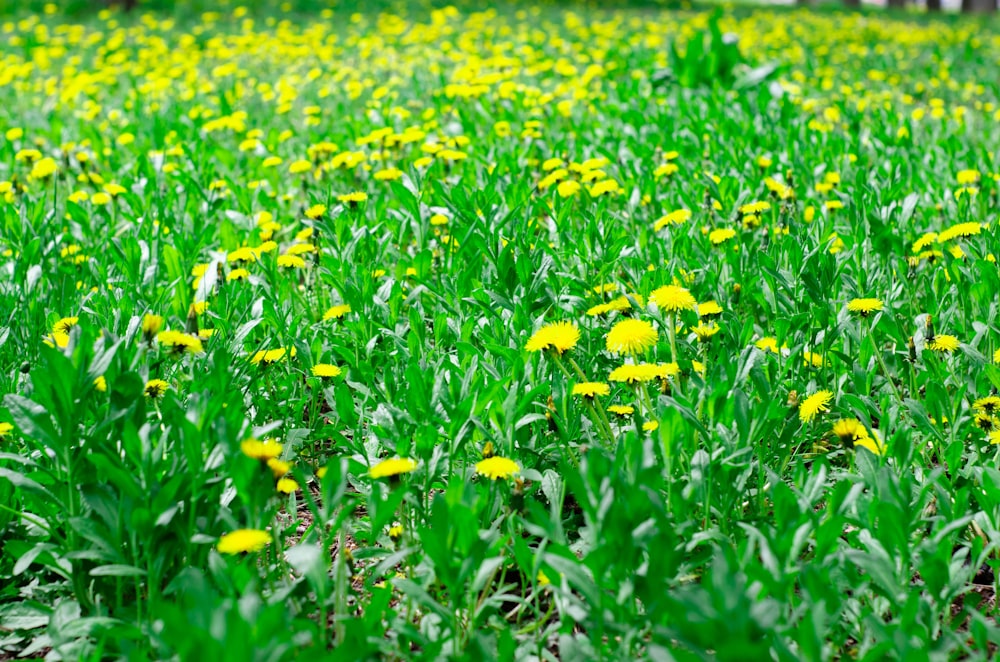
(1, 3, 1000, 659)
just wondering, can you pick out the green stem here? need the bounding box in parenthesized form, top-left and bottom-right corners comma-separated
(867, 320, 903, 406)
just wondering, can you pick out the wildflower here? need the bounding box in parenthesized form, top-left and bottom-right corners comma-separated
(739, 201, 771, 215)
(369, 457, 417, 479)
(697, 301, 723, 317)
(312, 364, 342, 378)
(475, 456, 520, 480)
(227, 268, 250, 282)
(29, 157, 58, 180)
(323, 304, 351, 321)
(277, 255, 306, 269)
(305, 204, 327, 219)
(276, 478, 299, 494)
(606, 319, 658, 355)
(267, 458, 291, 478)
(956, 169, 981, 185)
(537, 570, 552, 586)
(144, 379, 169, 398)
(608, 405, 634, 417)
(974, 413, 997, 431)
(0, 422, 12, 438)
(803, 351, 828, 368)
(241, 438, 283, 461)
(692, 322, 720, 342)
(609, 362, 671, 384)
(389, 524, 404, 541)
(525, 321, 580, 354)
(650, 285, 696, 313)
(156, 330, 203, 355)
(556, 180, 581, 197)
(831, 419, 868, 448)
(654, 209, 691, 230)
(912, 232, 938, 253)
(973, 396, 1000, 415)
(937, 222, 981, 243)
(990, 430, 1000, 445)
(217, 529, 272, 554)
(854, 430, 885, 455)
(44, 332, 69, 348)
(52, 316, 79, 334)
(643, 421, 659, 432)
(338, 191, 368, 206)
(250, 348, 294, 365)
(94, 376, 107, 392)
(755, 337, 783, 354)
(927, 335, 959, 353)
(799, 390, 833, 423)
(847, 298, 883, 317)
(709, 228, 736, 245)
(572, 382, 610, 399)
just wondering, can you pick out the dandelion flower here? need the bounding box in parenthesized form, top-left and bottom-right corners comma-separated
(276, 477, 299, 494)
(709, 228, 736, 245)
(799, 390, 833, 423)
(94, 376, 107, 392)
(847, 298, 883, 317)
(475, 456, 520, 480)
(323, 304, 351, 320)
(241, 438, 283, 461)
(217, 529, 272, 555)
(312, 364, 342, 378)
(370, 457, 417, 479)
(526, 321, 580, 354)
(642, 421, 659, 432)
(157, 330, 203, 355)
(608, 405, 634, 417)
(938, 222, 981, 243)
(973, 396, 1000, 415)
(609, 362, 669, 384)
(144, 379, 169, 398)
(53, 316, 79, 334)
(854, 430, 885, 455)
(572, 382, 610, 399)
(654, 209, 691, 231)
(692, 322, 720, 342)
(0, 422, 12, 438)
(990, 429, 1000, 445)
(831, 419, 869, 448)
(606, 319, 657, 355)
(927, 335, 959, 353)
(650, 285, 696, 314)
(267, 458, 291, 478)
(697, 301, 723, 317)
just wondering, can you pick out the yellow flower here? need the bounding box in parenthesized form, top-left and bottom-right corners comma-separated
(803, 351, 828, 368)
(312, 364, 342, 378)
(709, 228, 736, 245)
(642, 421, 659, 432)
(0, 422, 13, 438)
(277, 255, 306, 269)
(250, 348, 295, 365)
(474, 456, 520, 480)
(831, 419, 869, 448)
(755, 337, 783, 354)
(44, 332, 70, 348)
(653, 209, 691, 230)
(973, 396, 1000, 415)
(799, 390, 833, 423)
(29, 157, 58, 180)
(267, 458, 291, 479)
(697, 301, 723, 317)
(276, 477, 299, 494)
(305, 204, 327, 219)
(94, 376, 107, 392)
(608, 405, 634, 417)
(52, 316, 79, 334)
(338, 191, 368, 204)
(156, 330, 204, 355)
(609, 362, 672, 384)
(217, 529, 272, 554)
(606, 319, 657, 355)
(144, 379, 169, 398)
(911, 232, 938, 253)
(525, 321, 580, 354)
(937, 222, 981, 243)
(927, 335, 959, 353)
(370, 457, 417, 479)
(142, 314, 164, 338)
(990, 429, 1000, 445)
(854, 430, 885, 455)
(995, 348, 1000, 364)
(323, 304, 352, 321)
(847, 298, 883, 317)
(241, 438, 283, 461)
(650, 285, 696, 314)
(572, 382, 610, 399)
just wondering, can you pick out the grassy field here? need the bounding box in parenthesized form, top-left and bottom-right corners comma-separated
(1, 1, 1000, 659)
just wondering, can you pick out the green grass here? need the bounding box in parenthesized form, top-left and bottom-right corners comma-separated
(1, 1, 1000, 659)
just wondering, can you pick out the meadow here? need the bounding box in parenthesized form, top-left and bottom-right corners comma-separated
(1, 1, 999, 659)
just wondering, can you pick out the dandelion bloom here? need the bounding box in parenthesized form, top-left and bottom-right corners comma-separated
(53, 316, 79, 334)
(697, 301, 723, 317)
(475, 456, 520, 480)
(973, 396, 1000, 415)
(277, 255, 306, 269)
(276, 478, 299, 494)
(990, 430, 1000, 445)
(606, 319, 657, 355)
(650, 285, 696, 314)
(241, 438, 283, 461)
(572, 382, 610, 399)
(995, 349, 1000, 364)
(755, 337, 783, 354)
(608, 405, 634, 417)
(937, 221, 981, 243)
(94, 376, 107, 392)
(157, 330, 204, 354)
(338, 191, 368, 204)
(854, 430, 885, 456)
(217, 529, 272, 555)
(250, 348, 294, 365)
(799, 390, 833, 423)
(847, 298, 883, 317)
(370, 457, 417, 479)
(692, 323, 720, 342)
(643, 421, 659, 432)
(323, 304, 352, 320)
(609, 362, 671, 384)
(0, 422, 12, 438)
(831, 419, 869, 448)
(312, 364, 342, 378)
(803, 351, 827, 368)
(144, 379, 169, 398)
(709, 228, 736, 245)
(267, 458, 291, 478)
(653, 209, 691, 231)
(927, 335, 959, 353)
(525, 321, 580, 354)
